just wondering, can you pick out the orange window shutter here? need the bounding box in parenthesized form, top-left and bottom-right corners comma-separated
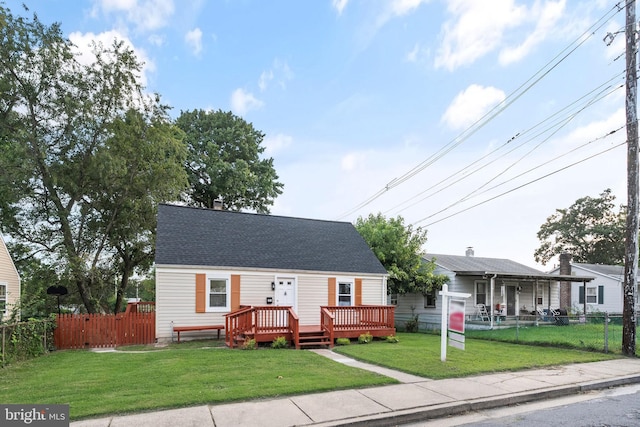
(231, 275, 241, 311)
(328, 277, 336, 306)
(195, 273, 206, 313)
(355, 278, 362, 306)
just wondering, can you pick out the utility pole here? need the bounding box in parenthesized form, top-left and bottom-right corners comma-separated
(623, 0, 638, 357)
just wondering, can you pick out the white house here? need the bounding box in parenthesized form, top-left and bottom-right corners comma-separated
(548, 261, 634, 314)
(0, 234, 21, 320)
(393, 249, 593, 329)
(154, 204, 391, 343)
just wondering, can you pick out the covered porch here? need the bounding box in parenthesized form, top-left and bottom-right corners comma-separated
(224, 305, 395, 349)
(465, 271, 594, 329)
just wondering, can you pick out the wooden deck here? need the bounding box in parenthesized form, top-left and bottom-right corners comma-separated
(224, 305, 396, 349)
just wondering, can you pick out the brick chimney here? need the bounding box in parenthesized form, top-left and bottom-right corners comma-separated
(465, 247, 474, 257)
(559, 253, 572, 309)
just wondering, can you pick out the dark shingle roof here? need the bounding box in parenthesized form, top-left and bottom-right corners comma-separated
(155, 204, 387, 275)
(425, 253, 545, 276)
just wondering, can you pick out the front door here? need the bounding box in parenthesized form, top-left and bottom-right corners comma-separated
(275, 277, 296, 308)
(506, 285, 517, 316)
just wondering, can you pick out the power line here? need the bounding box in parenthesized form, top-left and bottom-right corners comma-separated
(413, 141, 625, 228)
(335, 2, 624, 221)
(385, 73, 624, 216)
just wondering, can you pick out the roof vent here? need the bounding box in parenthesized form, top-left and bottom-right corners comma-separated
(213, 199, 223, 210)
(465, 247, 474, 257)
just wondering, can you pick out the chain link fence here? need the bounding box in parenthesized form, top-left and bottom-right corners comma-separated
(396, 312, 638, 355)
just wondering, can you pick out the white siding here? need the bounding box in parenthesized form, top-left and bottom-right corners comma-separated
(361, 277, 383, 304)
(239, 273, 275, 307)
(297, 275, 326, 326)
(571, 279, 623, 314)
(0, 236, 20, 320)
(156, 266, 388, 340)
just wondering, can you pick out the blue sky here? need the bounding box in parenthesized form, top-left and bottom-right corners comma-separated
(7, 0, 628, 268)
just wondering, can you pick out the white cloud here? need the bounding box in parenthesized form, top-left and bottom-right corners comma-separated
(435, 0, 526, 71)
(69, 30, 155, 86)
(441, 84, 506, 130)
(147, 34, 165, 46)
(341, 153, 360, 171)
(92, 0, 175, 32)
(499, 0, 566, 65)
(405, 43, 430, 64)
(263, 133, 293, 156)
(230, 88, 264, 116)
(185, 28, 203, 56)
(435, 0, 568, 71)
(259, 59, 294, 92)
(332, 0, 349, 15)
(259, 70, 274, 92)
(391, 0, 430, 16)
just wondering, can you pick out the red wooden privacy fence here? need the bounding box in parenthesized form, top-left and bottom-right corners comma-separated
(54, 303, 156, 349)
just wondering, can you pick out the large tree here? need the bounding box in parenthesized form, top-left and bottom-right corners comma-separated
(176, 109, 283, 213)
(355, 213, 449, 295)
(0, 5, 187, 313)
(534, 189, 626, 265)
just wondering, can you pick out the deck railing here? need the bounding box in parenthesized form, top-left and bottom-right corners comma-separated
(321, 305, 395, 332)
(224, 306, 254, 348)
(225, 305, 394, 348)
(320, 307, 335, 345)
(225, 306, 298, 348)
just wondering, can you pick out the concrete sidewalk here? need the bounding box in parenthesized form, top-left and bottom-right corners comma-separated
(71, 353, 640, 427)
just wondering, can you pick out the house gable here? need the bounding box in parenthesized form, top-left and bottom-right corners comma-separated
(0, 235, 21, 318)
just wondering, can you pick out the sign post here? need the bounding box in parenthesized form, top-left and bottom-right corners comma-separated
(439, 283, 471, 362)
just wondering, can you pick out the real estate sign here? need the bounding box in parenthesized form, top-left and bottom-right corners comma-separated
(448, 299, 466, 350)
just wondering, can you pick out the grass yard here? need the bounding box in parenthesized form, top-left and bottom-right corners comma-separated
(0, 342, 396, 420)
(0, 333, 621, 420)
(333, 332, 619, 379)
(465, 323, 634, 354)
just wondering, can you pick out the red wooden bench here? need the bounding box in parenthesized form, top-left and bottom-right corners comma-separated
(172, 324, 224, 343)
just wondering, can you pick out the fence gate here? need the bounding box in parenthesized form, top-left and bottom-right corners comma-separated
(54, 303, 155, 349)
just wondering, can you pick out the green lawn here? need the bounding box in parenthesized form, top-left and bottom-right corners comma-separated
(0, 343, 396, 420)
(0, 333, 620, 420)
(465, 323, 634, 354)
(333, 332, 619, 379)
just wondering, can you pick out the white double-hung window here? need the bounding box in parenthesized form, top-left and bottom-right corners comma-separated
(337, 279, 353, 306)
(207, 275, 230, 311)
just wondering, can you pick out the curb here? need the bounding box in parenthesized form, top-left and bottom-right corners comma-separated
(311, 374, 640, 427)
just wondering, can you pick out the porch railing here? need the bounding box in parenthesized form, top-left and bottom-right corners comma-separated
(320, 307, 335, 345)
(226, 305, 394, 348)
(321, 305, 395, 332)
(224, 306, 254, 348)
(224, 306, 298, 348)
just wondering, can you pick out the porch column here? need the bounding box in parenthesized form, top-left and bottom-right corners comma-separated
(534, 279, 539, 326)
(490, 275, 496, 328)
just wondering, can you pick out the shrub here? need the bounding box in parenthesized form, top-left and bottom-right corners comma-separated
(241, 338, 257, 350)
(404, 315, 419, 333)
(358, 332, 373, 344)
(1, 317, 56, 366)
(335, 337, 351, 346)
(271, 336, 288, 349)
(385, 335, 400, 343)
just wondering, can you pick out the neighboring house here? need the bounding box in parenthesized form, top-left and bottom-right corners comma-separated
(392, 248, 593, 329)
(548, 259, 634, 314)
(154, 203, 391, 343)
(0, 234, 21, 320)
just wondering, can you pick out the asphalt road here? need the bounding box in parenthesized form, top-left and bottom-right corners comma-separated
(405, 384, 640, 427)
